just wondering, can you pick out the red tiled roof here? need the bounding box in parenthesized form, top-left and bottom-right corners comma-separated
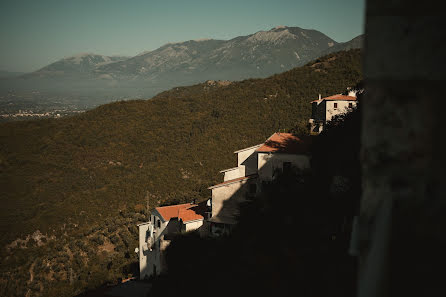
(256, 133, 312, 154)
(208, 174, 258, 189)
(178, 208, 204, 223)
(310, 94, 356, 103)
(155, 203, 204, 223)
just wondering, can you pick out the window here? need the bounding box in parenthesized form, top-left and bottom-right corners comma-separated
(333, 102, 338, 109)
(283, 162, 292, 172)
(349, 102, 353, 108)
(157, 219, 161, 228)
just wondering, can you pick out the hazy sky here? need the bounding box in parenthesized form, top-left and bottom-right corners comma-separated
(0, 0, 365, 72)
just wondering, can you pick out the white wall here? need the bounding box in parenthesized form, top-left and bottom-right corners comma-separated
(237, 147, 259, 176)
(138, 222, 161, 279)
(257, 152, 310, 181)
(138, 211, 170, 279)
(211, 179, 256, 223)
(223, 167, 243, 181)
(138, 223, 150, 279)
(325, 100, 357, 122)
(151, 210, 169, 241)
(184, 220, 204, 232)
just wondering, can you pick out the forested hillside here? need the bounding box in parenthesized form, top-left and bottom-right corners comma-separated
(0, 49, 362, 296)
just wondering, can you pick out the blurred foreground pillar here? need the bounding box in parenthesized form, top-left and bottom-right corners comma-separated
(359, 2, 445, 297)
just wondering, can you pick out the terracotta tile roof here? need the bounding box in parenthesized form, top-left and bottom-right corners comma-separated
(178, 208, 204, 223)
(208, 174, 258, 189)
(155, 203, 204, 223)
(256, 133, 312, 154)
(310, 94, 356, 103)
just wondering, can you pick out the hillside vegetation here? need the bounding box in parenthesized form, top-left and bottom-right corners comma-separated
(0, 49, 362, 296)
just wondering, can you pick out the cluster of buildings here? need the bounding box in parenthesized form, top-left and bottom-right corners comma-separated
(136, 91, 358, 279)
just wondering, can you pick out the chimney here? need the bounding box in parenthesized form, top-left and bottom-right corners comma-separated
(319, 94, 321, 100)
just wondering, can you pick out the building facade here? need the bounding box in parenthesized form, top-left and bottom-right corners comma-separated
(207, 132, 312, 236)
(309, 93, 357, 135)
(137, 203, 206, 279)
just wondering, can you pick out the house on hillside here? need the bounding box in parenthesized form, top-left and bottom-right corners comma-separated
(208, 132, 312, 236)
(137, 202, 207, 279)
(309, 93, 357, 135)
(136, 132, 312, 278)
(257, 132, 312, 181)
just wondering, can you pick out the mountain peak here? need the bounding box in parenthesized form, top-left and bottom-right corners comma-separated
(193, 38, 213, 42)
(247, 28, 297, 44)
(272, 25, 288, 30)
(64, 52, 99, 59)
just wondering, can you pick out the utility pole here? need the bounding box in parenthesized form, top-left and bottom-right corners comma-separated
(145, 190, 150, 214)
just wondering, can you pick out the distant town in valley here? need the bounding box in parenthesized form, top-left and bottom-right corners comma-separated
(0, 90, 143, 121)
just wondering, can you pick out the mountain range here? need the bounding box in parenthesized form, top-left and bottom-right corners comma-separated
(25, 54, 130, 79)
(2, 27, 363, 105)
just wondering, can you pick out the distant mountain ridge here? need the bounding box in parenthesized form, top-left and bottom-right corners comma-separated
(94, 26, 339, 83)
(2, 27, 363, 105)
(23, 53, 129, 79)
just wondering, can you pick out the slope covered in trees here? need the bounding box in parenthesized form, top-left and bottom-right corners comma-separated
(0, 49, 362, 296)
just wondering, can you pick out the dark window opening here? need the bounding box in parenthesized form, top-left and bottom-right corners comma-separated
(349, 102, 353, 108)
(157, 219, 161, 228)
(334, 102, 338, 109)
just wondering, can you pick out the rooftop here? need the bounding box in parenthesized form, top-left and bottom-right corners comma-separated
(310, 94, 356, 103)
(208, 174, 258, 189)
(256, 133, 312, 154)
(234, 144, 262, 154)
(155, 203, 204, 223)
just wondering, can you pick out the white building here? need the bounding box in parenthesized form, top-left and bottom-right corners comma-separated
(208, 132, 311, 235)
(257, 132, 312, 181)
(137, 203, 206, 279)
(309, 93, 357, 135)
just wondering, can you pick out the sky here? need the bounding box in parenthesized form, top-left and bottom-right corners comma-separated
(0, 0, 365, 73)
